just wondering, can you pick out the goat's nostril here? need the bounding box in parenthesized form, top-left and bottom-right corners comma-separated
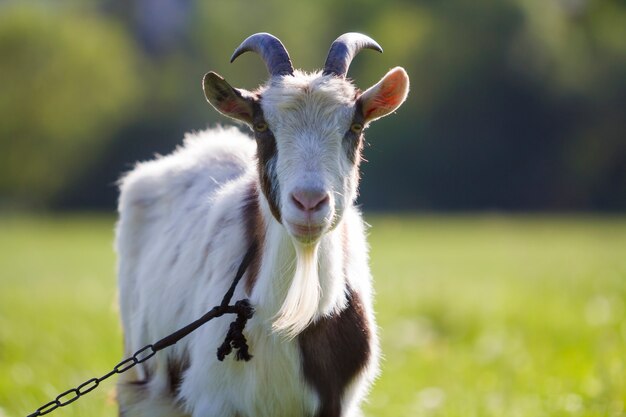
(291, 194, 306, 211)
(312, 194, 330, 211)
(291, 189, 330, 212)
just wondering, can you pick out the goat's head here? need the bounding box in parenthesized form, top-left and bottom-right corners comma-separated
(203, 33, 409, 336)
(203, 33, 409, 245)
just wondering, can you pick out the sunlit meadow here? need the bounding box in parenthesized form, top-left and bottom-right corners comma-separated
(1, 215, 625, 417)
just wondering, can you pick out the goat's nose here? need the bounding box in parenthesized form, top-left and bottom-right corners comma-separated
(291, 188, 330, 212)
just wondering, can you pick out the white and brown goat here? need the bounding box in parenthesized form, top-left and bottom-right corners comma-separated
(116, 32, 409, 417)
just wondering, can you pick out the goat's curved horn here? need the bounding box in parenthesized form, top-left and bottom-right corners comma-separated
(323, 33, 383, 78)
(230, 33, 294, 77)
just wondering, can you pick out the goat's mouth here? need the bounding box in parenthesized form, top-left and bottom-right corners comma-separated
(287, 222, 325, 244)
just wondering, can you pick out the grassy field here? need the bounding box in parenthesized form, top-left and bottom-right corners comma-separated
(0, 214, 625, 417)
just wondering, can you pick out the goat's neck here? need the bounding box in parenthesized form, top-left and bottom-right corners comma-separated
(251, 198, 348, 332)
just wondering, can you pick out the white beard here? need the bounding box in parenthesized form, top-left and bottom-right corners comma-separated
(272, 242, 321, 339)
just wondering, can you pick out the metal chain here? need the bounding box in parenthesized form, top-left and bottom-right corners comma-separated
(25, 242, 258, 417)
(27, 344, 156, 417)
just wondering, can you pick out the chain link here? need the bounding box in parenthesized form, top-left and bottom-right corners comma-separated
(26, 344, 157, 417)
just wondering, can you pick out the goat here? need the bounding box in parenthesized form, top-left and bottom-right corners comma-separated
(116, 32, 409, 417)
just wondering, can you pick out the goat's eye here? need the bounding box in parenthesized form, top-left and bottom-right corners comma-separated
(350, 123, 363, 134)
(254, 121, 268, 132)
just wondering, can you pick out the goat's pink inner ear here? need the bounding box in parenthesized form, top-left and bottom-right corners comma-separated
(219, 95, 254, 121)
(359, 67, 410, 123)
(203, 71, 255, 124)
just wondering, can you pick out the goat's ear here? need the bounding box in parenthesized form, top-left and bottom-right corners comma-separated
(203, 72, 256, 125)
(358, 67, 409, 124)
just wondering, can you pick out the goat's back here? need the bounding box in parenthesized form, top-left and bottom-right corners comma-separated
(116, 127, 256, 357)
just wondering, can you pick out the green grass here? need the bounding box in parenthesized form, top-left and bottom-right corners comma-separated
(1, 214, 625, 417)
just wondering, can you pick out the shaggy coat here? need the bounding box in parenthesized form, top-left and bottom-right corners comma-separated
(116, 34, 409, 417)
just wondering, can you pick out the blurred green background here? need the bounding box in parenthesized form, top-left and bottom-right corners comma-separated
(0, 0, 624, 210)
(0, 0, 625, 416)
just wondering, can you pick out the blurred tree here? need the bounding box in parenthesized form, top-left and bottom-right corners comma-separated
(0, 3, 143, 208)
(359, 0, 626, 210)
(2, 0, 624, 211)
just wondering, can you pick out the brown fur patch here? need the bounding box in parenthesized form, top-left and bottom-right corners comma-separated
(343, 101, 365, 166)
(252, 100, 282, 223)
(167, 351, 190, 395)
(298, 289, 371, 417)
(241, 181, 264, 294)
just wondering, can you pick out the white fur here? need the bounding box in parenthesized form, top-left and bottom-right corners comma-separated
(116, 122, 378, 416)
